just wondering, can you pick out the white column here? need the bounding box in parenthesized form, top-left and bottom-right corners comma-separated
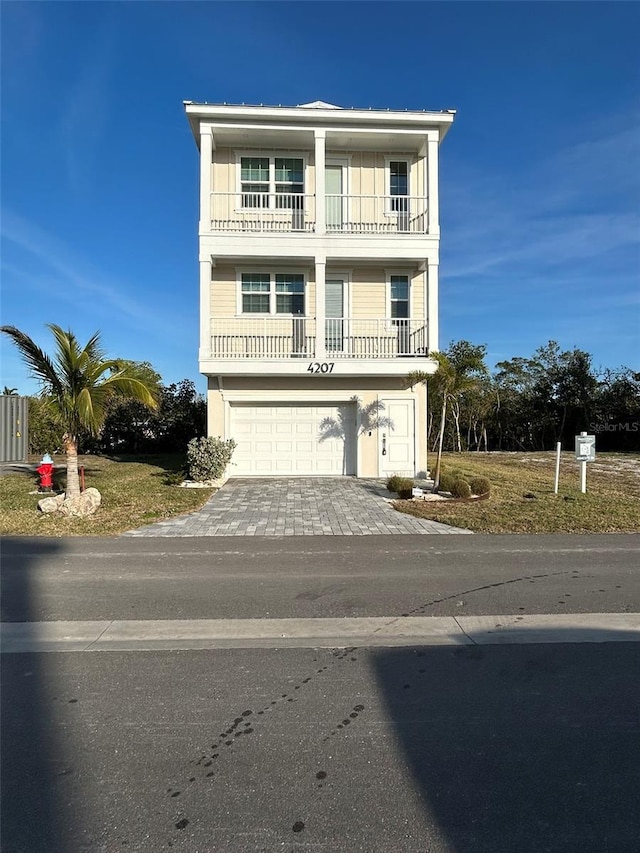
(199, 255, 212, 360)
(314, 130, 326, 235)
(426, 134, 439, 237)
(199, 128, 213, 231)
(426, 262, 439, 353)
(315, 257, 326, 360)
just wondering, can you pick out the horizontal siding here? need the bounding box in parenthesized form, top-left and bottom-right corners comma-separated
(209, 267, 425, 320)
(351, 268, 386, 318)
(211, 265, 237, 315)
(212, 148, 424, 197)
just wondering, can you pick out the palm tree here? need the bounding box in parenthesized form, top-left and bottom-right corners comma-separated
(406, 341, 488, 492)
(1, 324, 160, 499)
(2, 386, 18, 395)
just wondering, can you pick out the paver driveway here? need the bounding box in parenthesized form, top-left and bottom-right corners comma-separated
(124, 478, 471, 537)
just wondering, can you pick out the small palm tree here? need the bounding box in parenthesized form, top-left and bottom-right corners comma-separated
(406, 342, 488, 492)
(1, 324, 160, 499)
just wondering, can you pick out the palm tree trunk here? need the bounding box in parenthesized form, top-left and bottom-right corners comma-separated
(432, 395, 447, 492)
(63, 434, 81, 498)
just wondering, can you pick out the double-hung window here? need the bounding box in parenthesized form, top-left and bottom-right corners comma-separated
(390, 275, 409, 320)
(240, 158, 270, 208)
(389, 274, 411, 353)
(241, 273, 305, 315)
(240, 156, 304, 209)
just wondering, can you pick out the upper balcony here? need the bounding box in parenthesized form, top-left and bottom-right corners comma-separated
(208, 192, 429, 235)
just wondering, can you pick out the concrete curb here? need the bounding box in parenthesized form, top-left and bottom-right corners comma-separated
(2, 613, 639, 652)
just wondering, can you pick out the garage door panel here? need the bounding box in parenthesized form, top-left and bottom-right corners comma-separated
(230, 402, 355, 476)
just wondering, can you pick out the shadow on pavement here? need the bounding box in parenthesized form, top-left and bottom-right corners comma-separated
(1, 537, 67, 853)
(371, 634, 640, 853)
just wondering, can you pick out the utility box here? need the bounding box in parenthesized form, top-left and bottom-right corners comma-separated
(0, 395, 29, 463)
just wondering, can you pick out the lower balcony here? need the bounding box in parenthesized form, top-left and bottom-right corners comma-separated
(208, 317, 429, 362)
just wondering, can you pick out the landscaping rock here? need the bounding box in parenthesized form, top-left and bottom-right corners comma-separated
(38, 494, 65, 514)
(59, 488, 102, 518)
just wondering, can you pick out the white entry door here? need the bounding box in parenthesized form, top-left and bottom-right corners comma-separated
(379, 398, 415, 477)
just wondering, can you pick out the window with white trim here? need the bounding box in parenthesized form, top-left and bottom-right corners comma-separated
(390, 275, 410, 319)
(240, 156, 304, 209)
(241, 273, 305, 315)
(389, 161, 409, 198)
(389, 274, 411, 354)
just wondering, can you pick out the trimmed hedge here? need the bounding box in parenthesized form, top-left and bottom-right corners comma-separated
(386, 474, 404, 493)
(396, 477, 415, 499)
(469, 476, 491, 496)
(449, 478, 472, 499)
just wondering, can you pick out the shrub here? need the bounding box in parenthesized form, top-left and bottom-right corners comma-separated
(450, 478, 472, 499)
(187, 436, 237, 482)
(437, 473, 454, 493)
(28, 397, 64, 455)
(469, 476, 491, 496)
(386, 474, 404, 493)
(396, 477, 415, 499)
(164, 470, 186, 486)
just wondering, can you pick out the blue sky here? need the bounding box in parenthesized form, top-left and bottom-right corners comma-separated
(1, 1, 638, 395)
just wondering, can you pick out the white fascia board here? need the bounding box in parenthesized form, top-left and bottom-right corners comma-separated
(199, 358, 438, 378)
(185, 103, 455, 134)
(200, 233, 440, 262)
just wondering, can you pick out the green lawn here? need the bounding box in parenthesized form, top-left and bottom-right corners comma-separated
(395, 451, 640, 533)
(3, 450, 639, 537)
(0, 454, 214, 536)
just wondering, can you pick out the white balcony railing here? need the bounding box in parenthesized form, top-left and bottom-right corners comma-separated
(210, 193, 316, 232)
(209, 193, 428, 234)
(209, 318, 428, 359)
(325, 195, 428, 234)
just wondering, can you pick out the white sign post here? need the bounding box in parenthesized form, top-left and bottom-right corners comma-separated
(554, 442, 562, 494)
(574, 431, 596, 493)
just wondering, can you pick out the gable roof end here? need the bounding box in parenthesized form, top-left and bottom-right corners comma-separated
(297, 100, 342, 109)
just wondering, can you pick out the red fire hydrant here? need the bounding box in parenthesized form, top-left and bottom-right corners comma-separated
(37, 453, 54, 492)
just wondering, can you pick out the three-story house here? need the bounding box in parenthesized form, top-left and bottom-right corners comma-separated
(184, 100, 454, 477)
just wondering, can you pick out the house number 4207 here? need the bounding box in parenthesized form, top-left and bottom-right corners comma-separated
(307, 362, 335, 374)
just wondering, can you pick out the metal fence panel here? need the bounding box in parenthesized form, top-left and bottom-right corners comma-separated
(0, 396, 28, 462)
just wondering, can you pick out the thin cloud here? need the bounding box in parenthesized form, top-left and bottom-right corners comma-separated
(1, 209, 182, 340)
(56, 23, 116, 193)
(442, 118, 640, 281)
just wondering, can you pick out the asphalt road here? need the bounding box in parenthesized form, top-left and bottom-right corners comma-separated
(2, 534, 640, 622)
(2, 535, 640, 852)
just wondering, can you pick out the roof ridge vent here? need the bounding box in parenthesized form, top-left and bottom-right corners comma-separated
(297, 100, 342, 109)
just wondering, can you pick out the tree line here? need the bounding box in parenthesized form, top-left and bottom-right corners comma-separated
(409, 340, 640, 464)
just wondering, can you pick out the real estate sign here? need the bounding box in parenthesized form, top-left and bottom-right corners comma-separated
(574, 434, 596, 462)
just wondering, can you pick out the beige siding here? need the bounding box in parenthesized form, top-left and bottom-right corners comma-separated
(350, 268, 386, 318)
(211, 265, 237, 316)
(212, 147, 234, 193)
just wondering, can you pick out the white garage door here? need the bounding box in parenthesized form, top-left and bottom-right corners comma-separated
(229, 403, 356, 476)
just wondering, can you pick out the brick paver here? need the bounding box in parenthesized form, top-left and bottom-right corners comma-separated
(124, 478, 472, 537)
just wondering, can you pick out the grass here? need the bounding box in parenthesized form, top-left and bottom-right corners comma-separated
(0, 454, 215, 537)
(3, 450, 639, 537)
(395, 451, 640, 533)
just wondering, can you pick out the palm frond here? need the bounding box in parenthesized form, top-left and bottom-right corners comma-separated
(1, 325, 64, 395)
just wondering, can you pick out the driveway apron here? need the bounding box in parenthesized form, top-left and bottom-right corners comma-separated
(124, 478, 471, 537)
